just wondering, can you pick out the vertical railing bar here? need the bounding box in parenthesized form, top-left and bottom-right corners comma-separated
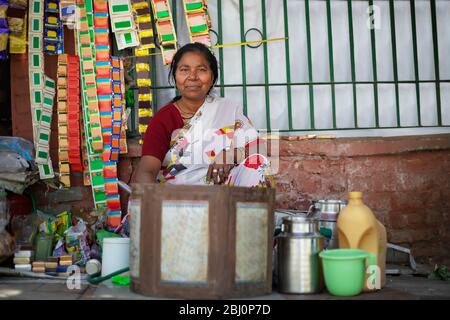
(326, 0, 337, 129)
(347, 0, 358, 128)
(369, 0, 379, 127)
(389, 0, 401, 127)
(283, 0, 293, 130)
(305, 0, 315, 129)
(430, 0, 442, 126)
(217, 0, 225, 97)
(239, 0, 248, 115)
(261, 0, 271, 131)
(172, 0, 177, 32)
(410, 0, 422, 126)
(149, 5, 158, 123)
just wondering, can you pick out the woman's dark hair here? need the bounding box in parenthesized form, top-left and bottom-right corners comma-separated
(169, 43, 218, 101)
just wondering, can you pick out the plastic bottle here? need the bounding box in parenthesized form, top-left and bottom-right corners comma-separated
(337, 191, 387, 292)
(34, 232, 54, 261)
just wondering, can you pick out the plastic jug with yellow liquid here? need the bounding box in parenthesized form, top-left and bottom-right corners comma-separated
(337, 192, 387, 292)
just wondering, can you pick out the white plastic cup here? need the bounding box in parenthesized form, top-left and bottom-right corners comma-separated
(101, 237, 130, 276)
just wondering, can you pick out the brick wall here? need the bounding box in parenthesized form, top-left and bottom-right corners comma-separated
(274, 134, 450, 266)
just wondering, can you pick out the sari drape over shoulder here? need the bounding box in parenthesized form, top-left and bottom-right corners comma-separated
(158, 96, 274, 188)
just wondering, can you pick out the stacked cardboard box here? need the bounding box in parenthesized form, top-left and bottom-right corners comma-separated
(31, 255, 74, 276)
(32, 261, 45, 273)
(13, 251, 33, 271)
(57, 255, 73, 277)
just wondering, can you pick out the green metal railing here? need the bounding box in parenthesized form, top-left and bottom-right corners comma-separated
(127, 0, 450, 135)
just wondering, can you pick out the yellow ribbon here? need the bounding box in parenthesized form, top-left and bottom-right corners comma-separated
(213, 37, 288, 49)
(124, 37, 287, 59)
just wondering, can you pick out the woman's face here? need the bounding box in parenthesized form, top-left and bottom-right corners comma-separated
(175, 51, 214, 102)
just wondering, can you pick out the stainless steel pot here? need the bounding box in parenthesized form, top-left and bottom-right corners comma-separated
(281, 216, 319, 234)
(311, 200, 347, 249)
(277, 216, 324, 294)
(312, 200, 347, 221)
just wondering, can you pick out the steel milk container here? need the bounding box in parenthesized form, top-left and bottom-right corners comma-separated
(277, 216, 324, 294)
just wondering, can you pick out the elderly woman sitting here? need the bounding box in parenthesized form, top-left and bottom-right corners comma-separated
(133, 43, 273, 188)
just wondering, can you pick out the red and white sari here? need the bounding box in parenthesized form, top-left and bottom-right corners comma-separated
(157, 96, 274, 188)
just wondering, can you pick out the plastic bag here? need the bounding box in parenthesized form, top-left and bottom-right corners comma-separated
(10, 214, 39, 248)
(0, 230, 15, 264)
(89, 242, 101, 260)
(55, 211, 71, 240)
(37, 210, 58, 234)
(52, 238, 67, 256)
(0, 151, 30, 173)
(0, 187, 14, 263)
(0, 136, 35, 162)
(65, 217, 90, 265)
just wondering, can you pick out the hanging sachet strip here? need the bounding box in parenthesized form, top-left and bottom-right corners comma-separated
(135, 48, 152, 144)
(110, 56, 122, 163)
(183, 0, 211, 48)
(131, 0, 154, 50)
(37, 77, 56, 179)
(28, 0, 44, 147)
(108, 0, 139, 50)
(76, 0, 106, 209)
(7, 1, 28, 54)
(28, 0, 55, 179)
(57, 54, 71, 187)
(93, 0, 121, 230)
(150, 0, 177, 65)
(119, 58, 128, 154)
(66, 54, 82, 172)
(105, 55, 124, 230)
(93, 0, 112, 160)
(43, 0, 64, 54)
(131, 0, 153, 144)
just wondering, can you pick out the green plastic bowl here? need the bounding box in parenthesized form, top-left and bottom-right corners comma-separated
(319, 249, 369, 297)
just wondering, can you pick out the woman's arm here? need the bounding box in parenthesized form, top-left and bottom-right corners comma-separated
(131, 155, 162, 184)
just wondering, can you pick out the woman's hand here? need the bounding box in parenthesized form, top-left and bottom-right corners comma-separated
(206, 163, 235, 185)
(206, 148, 236, 184)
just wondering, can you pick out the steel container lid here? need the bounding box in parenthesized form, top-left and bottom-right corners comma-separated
(281, 216, 320, 234)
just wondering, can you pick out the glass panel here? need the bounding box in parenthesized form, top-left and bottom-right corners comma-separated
(235, 202, 268, 283)
(161, 200, 209, 284)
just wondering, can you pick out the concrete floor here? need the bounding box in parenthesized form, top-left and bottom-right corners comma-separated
(0, 275, 449, 300)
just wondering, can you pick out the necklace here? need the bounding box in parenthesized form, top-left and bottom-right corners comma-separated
(175, 101, 197, 120)
(181, 114, 194, 120)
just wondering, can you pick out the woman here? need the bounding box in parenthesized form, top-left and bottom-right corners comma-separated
(133, 43, 273, 188)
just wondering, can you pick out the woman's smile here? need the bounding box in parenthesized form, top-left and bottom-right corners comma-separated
(185, 85, 201, 89)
